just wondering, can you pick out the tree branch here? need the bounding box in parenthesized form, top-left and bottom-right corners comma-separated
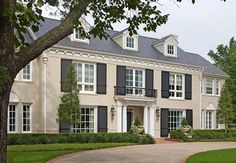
(15, 0, 90, 71)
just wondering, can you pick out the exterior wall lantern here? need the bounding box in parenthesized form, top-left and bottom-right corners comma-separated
(111, 105, 116, 120)
(156, 107, 160, 118)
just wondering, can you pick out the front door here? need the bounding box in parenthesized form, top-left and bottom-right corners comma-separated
(127, 111, 133, 132)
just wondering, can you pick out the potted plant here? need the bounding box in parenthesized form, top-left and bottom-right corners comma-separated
(131, 116, 144, 135)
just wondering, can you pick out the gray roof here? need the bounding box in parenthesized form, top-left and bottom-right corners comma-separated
(34, 17, 227, 78)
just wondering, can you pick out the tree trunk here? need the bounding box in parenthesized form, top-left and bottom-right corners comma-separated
(0, 79, 13, 163)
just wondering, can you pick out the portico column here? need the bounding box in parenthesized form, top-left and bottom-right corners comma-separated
(117, 105, 122, 132)
(144, 106, 149, 134)
(149, 106, 155, 137)
(122, 105, 127, 132)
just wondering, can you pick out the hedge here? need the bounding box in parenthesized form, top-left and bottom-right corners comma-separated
(170, 129, 236, 142)
(7, 133, 154, 145)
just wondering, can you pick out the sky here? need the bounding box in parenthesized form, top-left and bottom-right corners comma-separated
(43, 0, 236, 62)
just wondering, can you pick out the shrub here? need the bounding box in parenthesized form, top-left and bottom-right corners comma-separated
(181, 117, 189, 127)
(7, 133, 154, 145)
(134, 116, 142, 127)
(170, 130, 192, 142)
(171, 129, 236, 142)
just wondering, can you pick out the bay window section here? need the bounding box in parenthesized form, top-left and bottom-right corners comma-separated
(71, 107, 95, 133)
(169, 74, 184, 98)
(206, 79, 213, 95)
(215, 80, 220, 95)
(8, 105, 16, 133)
(201, 110, 213, 129)
(74, 62, 96, 93)
(126, 68, 144, 96)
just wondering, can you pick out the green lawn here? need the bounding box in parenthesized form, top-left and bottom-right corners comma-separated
(8, 143, 134, 163)
(186, 148, 236, 163)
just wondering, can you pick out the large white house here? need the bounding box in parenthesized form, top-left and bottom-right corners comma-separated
(8, 17, 227, 138)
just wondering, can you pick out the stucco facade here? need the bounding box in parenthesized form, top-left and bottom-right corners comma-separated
(7, 18, 227, 138)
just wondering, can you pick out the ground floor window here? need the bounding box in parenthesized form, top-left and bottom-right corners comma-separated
(71, 107, 95, 133)
(8, 105, 16, 132)
(23, 104, 31, 132)
(201, 110, 213, 129)
(168, 110, 183, 131)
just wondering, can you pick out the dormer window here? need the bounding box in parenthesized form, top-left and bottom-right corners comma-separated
(70, 29, 89, 44)
(167, 44, 174, 55)
(126, 37, 134, 49)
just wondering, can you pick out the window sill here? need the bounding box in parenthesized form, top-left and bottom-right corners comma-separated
(14, 80, 33, 83)
(202, 94, 220, 97)
(168, 97, 185, 101)
(79, 92, 97, 96)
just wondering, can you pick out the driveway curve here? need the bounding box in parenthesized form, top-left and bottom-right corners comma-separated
(49, 142, 236, 163)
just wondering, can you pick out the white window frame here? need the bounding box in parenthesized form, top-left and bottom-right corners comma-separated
(168, 110, 184, 131)
(22, 62, 32, 81)
(165, 43, 177, 57)
(201, 110, 214, 129)
(74, 61, 96, 94)
(126, 37, 135, 49)
(8, 104, 17, 133)
(122, 33, 138, 51)
(167, 44, 174, 55)
(169, 73, 185, 99)
(72, 29, 89, 44)
(71, 107, 97, 133)
(215, 80, 220, 96)
(22, 104, 32, 133)
(125, 68, 145, 96)
(205, 79, 214, 95)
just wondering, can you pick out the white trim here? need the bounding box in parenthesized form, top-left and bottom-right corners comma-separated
(123, 34, 138, 51)
(42, 54, 48, 133)
(149, 106, 155, 137)
(122, 105, 127, 132)
(117, 105, 122, 132)
(94, 107, 98, 133)
(49, 46, 204, 74)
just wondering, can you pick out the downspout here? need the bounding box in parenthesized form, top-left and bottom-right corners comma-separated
(42, 52, 48, 133)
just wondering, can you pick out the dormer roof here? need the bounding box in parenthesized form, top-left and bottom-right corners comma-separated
(152, 34, 178, 46)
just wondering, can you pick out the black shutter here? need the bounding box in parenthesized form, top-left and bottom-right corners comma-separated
(186, 109, 193, 127)
(185, 74, 192, 100)
(97, 106, 108, 132)
(161, 71, 169, 98)
(61, 59, 72, 92)
(59, 123, 71, 133)
(116, 66, 126, 95)
(97, 63, 107, 94)
(161, 108, 169, 137)
(145, 69, 154, 97)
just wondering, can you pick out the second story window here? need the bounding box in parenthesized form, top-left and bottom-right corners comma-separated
(126, 68, 144, 95)
(22, 63, 31, 81)
(74, 62, 96, 93)
(126, 37, 134, 49)
(206, 79, 213, 95)
(167, 44, 174, 55)
(215, 80, 220, 95)
(72, 29, 89, 43)
(169, 74, 184, 98)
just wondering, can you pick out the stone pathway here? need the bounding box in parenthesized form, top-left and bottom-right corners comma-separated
(48, 142, 236, 163)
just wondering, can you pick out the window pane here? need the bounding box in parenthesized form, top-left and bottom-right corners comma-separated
(71, 108, 95, 133)
(23, 63, 31, 80)
(126, 37, 134, 48)
(206, 79, 213, 94)
(23, 105, 31, 132)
